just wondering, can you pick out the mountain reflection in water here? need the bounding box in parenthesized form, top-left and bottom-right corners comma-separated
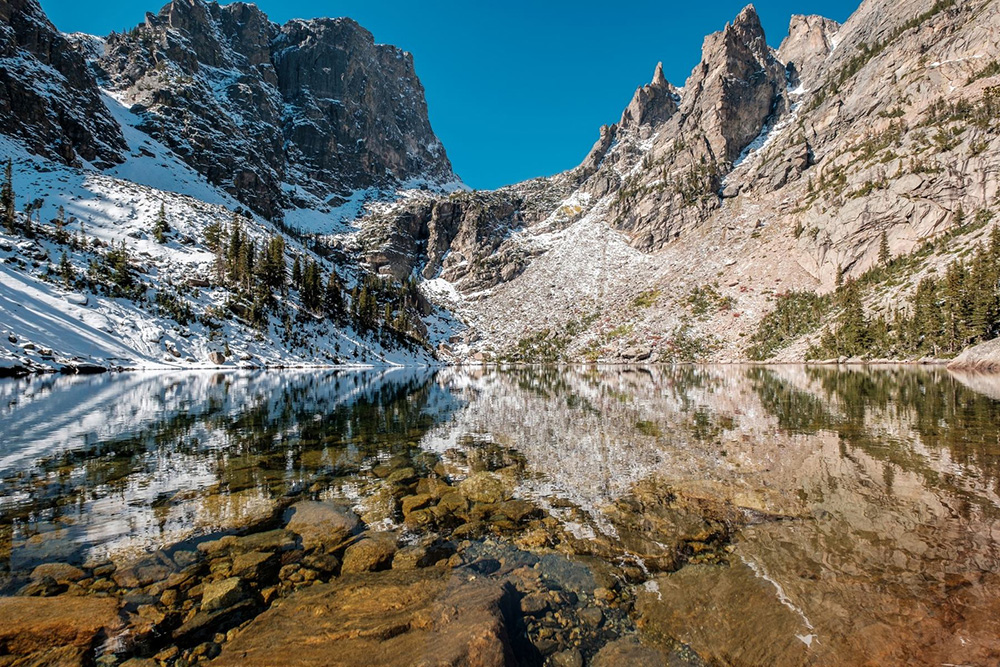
(2, 365, 1000, 664)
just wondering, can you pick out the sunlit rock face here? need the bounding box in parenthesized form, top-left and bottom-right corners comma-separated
(95, 0, 456, 219)
(422, 365, 1000, 664)
(3, 365, 1000, 664)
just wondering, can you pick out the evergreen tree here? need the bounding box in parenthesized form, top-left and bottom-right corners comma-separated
(301, 260, 321, 312)
(212, 223, 227, 284)
(836, 281, 870, 356)
(878, 231, 891, 266)
(240, 239, 256, 294)
(58, 252, 74, 286)
(1, 159, 15, 233)
(356, 281, 378, 331)
(204, 218, 223, 252)
(259, 236, 286, 295)
(153, 203, 170, 243)
(227, 215, 244, 286)
(324, 270, 345, 321)
(954, 205, 966, 227)
(54, 206, 68, 244)
(291, 255, 302, 290)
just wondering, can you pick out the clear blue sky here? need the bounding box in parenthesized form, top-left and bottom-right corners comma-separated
(41, 0, 857, 189)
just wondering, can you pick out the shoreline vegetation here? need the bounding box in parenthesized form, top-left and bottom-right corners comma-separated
(4, 354, 1000, 380)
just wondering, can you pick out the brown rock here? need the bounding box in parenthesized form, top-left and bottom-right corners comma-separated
(212, 569, 518, 666)
(29, 562, 86, 584)
(341, 534, 398, 574)
(458, 472, 513, 504)
(400, 493, 434, 516)
(591, 639, 666, 667)
(0, 596, 123, 664)
(201, 577, 248, 613)
(285, 501, 360, 552)
(231, 551, 277, 581)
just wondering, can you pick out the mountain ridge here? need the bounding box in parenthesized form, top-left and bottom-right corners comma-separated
(2, 0, 1000, 372)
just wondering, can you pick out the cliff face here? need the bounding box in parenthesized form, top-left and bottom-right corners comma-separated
(95, 0, 455, 221)
(365, 0, 1000, 363)
(0, 0, 126, 167)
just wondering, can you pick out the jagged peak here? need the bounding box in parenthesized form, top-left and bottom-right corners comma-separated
(730, 3, 762, 31)
(652, 62, 667, 88)
(778, 13, 840, 89)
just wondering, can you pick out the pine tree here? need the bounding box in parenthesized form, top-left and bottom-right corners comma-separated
(153, 203, 170, 243)
(212, 223, 227, 284)
(54, 206, 68, 244)
(324, 270, 345, 321)
(835, 264, 844, 290)
(878, 231, 891, 266)
(954, 205, 966, 228)
(1, 159, 15, 234)
(301, 260, 321, 312)
(259, 236, 286, 295)
(58, 252, 74, 286)
(291, 255, 302, 290)
(227, 215, 244, 286)
(835, 280, 870, 356)
(204, 218, 223, 252)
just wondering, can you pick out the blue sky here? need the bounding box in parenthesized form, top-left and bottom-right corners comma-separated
(41, 0, 857, 189)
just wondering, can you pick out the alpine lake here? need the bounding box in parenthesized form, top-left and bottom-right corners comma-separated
(2, 365, 1000, 666)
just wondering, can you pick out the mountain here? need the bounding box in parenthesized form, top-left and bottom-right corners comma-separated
(2, 0, 1000, 371)
(359, 0, 1000, 364)
(0, 0, 126, 166)
(0, 0, 460, 374)
(95, 0, 457, 221)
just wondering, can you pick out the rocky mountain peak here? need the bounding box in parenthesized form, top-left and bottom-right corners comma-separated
(778, 14, 840, 89)
(652, 62, 668, 88)
(681, 3, 787, 164)
(0, 0, 126, 166)
(620, 62, 680, 131)
(97, 0, 456, 221)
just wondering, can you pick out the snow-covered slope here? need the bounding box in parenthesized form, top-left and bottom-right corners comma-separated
(0, 94, 451, 373)
(0, 0, 475, 375)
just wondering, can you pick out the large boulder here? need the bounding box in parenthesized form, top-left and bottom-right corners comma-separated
(0, 596, 123, 665)
(213, 568, 523, 666)
(284, 501, 360, 552)
(340, 533, 398, 574)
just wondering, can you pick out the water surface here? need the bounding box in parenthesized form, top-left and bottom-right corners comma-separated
(2, 365, 1000, 664)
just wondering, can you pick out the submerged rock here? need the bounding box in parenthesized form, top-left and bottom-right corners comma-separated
(340, 533, 398, 574)
(213, 568, 524, 666)
(201, 577, 248, 613)
(458, 471, 513, 504)
(284, 501, 360, 552)
(0, 596, 123, 665)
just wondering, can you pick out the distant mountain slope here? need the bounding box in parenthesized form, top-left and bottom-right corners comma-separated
(95, 0, 459, 221)
(362, 0, 1000, 364)
(0, 0, 461, 374)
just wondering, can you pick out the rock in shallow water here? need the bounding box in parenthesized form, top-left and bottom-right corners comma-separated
(284, 500, 360, 552)
(0, 596, 123, 665)
(212, 568, 525, 666)
(340, 533, 398, 574)
(201, 577, 248, 613)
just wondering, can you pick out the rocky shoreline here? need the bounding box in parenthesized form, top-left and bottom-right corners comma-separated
(0, 436, 740, 666)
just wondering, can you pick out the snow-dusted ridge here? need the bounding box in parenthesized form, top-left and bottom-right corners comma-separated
(0, 85, 456, 374)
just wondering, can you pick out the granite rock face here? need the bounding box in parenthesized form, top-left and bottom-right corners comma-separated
(213, 568, 521, 667)
(0, 0, 126, 167)
(777, 14, 841, 90)
(364, 0, 1000, 365)
(95, 0, 455, 220)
